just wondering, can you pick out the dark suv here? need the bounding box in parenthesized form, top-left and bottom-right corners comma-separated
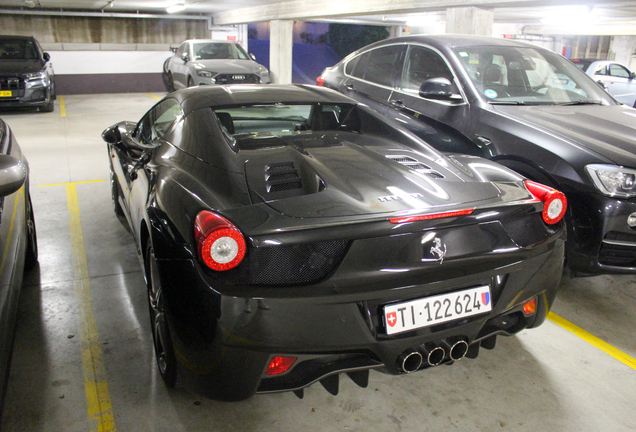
(0, 35, 55, 112)
(319, 35, 636, 276)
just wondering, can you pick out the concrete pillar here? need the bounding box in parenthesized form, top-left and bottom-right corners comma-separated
(270, 20, 293, 84)
(445, 7, 493, 36)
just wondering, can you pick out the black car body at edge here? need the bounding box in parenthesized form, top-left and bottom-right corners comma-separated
(103, 84, 566, 401)
(319, 35, 636, 275)
(0, 118, 37, 417)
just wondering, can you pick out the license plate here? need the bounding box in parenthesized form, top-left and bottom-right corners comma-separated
(384, 285, 492, 335)
(0, 91, 12, 97)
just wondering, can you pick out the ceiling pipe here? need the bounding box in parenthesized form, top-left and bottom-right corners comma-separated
(0, 8, 209, 20)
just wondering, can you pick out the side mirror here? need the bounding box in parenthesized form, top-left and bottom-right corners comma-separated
(181, 52, 190, 63)
(631, 72, 636, 80)
(419, 77, 461, 101)
(43, 52, 50, 62)
(0, 155, 27, 197)
(102, 125, 122, 144)
(250, 53, 256, 61)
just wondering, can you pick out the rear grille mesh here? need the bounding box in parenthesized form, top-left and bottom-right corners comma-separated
(213, 240, 351, 285)
(500, 214, 552, 248)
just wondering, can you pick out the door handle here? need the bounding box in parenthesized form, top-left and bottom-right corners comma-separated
(390, 99, 404, 108)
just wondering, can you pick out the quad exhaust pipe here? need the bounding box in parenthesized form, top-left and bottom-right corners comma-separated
(397, 339, 469, 373)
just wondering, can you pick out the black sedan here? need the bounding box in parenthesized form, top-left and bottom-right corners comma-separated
(103, 84, 566, 401)
(318, 35, 636, 276)
(0, 118, 37, 416)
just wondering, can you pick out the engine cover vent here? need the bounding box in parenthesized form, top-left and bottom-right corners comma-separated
(385, 155, 445, 179)
(266, 162, 303, 193)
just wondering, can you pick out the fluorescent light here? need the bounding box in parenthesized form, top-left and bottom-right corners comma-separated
(166, 3, 186, 13)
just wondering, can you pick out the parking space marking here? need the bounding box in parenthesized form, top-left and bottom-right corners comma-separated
(548, 312, 636, 371)
(60, 95, 67, 117)
(38, 179, 116, 432)
(147, 93, 161, 101)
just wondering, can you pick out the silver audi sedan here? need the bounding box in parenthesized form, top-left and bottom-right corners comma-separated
(164, 39, 271, 90)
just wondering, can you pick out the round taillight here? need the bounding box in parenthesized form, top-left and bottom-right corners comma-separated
(524, 180, 567, 225)
(194, 211, 246, 271)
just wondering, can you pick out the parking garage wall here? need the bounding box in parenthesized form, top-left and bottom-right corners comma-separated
(0, 14, 207, 94)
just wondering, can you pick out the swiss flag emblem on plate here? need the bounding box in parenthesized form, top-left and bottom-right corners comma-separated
(386, 312, 397, 327)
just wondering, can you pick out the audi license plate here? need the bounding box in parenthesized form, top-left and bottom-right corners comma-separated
(384, 285, 492, 335)
(0, 91, 12, 97)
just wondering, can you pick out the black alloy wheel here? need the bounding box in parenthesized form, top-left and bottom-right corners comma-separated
(146, 241, 178, 387)
(24, 193, 38, 270)
(167, 73, 175, 92)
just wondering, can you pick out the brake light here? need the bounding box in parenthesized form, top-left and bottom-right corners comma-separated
(194, 211, 246, 271)
(266, 356, 297, 375)
(524, 181, 567, 224)
(316, 76, 324, 86)
(389, 209, 474, 224)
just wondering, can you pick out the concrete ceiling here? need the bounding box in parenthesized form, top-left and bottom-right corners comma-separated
(0, 0, 635, 31)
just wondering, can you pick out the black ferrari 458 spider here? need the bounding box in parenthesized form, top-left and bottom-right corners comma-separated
(103, 84, 566, 401)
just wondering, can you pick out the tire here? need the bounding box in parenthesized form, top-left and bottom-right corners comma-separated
(110, 171, 124, 217)
(40, 97, 54, 113)
(187, 76, 195, 88)
(167, 72, 175, 92)
(146, 241, 178, 387)
(24, 193, 38, 270)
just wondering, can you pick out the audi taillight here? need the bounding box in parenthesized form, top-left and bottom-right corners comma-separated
(524, 180, 567, 224)
(194, 211, 246, 271)
(316, 76, 324, 86)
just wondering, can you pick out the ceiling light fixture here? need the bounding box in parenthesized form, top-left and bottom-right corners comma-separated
(166, 3, 186, 13)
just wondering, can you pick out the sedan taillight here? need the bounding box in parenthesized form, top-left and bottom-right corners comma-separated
(524, 180, 567, 224)
(316, 76, 324, 86)
(194, 211, 246, 271)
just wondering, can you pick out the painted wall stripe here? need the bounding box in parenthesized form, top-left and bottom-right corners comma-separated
(548, 312, 636, 371)
(39, 180, 116, 432)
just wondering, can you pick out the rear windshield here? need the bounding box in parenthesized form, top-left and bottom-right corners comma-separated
(0, 39, 39, 60)
(214, 103, 360, 142)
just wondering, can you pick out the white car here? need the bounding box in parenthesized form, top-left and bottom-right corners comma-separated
(164, 39, 270, 90)
(572, 59, 636, 107)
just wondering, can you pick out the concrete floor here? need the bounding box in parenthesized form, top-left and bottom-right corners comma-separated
(1, 93, 635, 432)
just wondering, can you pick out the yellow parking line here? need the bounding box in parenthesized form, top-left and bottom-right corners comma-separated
(147, 92, 161, 101)
(60, 95, 67, 117)
(40, 180, 116, 432)
(548, 312, 636, 370)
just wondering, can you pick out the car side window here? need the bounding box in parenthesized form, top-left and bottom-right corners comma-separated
(134, 99, 183, 145)
(594, 65, 608, 76)
(361, 46, 403, 87)
(152, 99, 183, 139)
(400, 45, 454, 91)
(350, 52, 370, 79)
(345, 56, 360, 76)
(609, 64, 630, 78)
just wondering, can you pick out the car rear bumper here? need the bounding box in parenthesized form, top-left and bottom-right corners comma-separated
(567, 192, 636, 274)
(155, 233, 565, 401)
